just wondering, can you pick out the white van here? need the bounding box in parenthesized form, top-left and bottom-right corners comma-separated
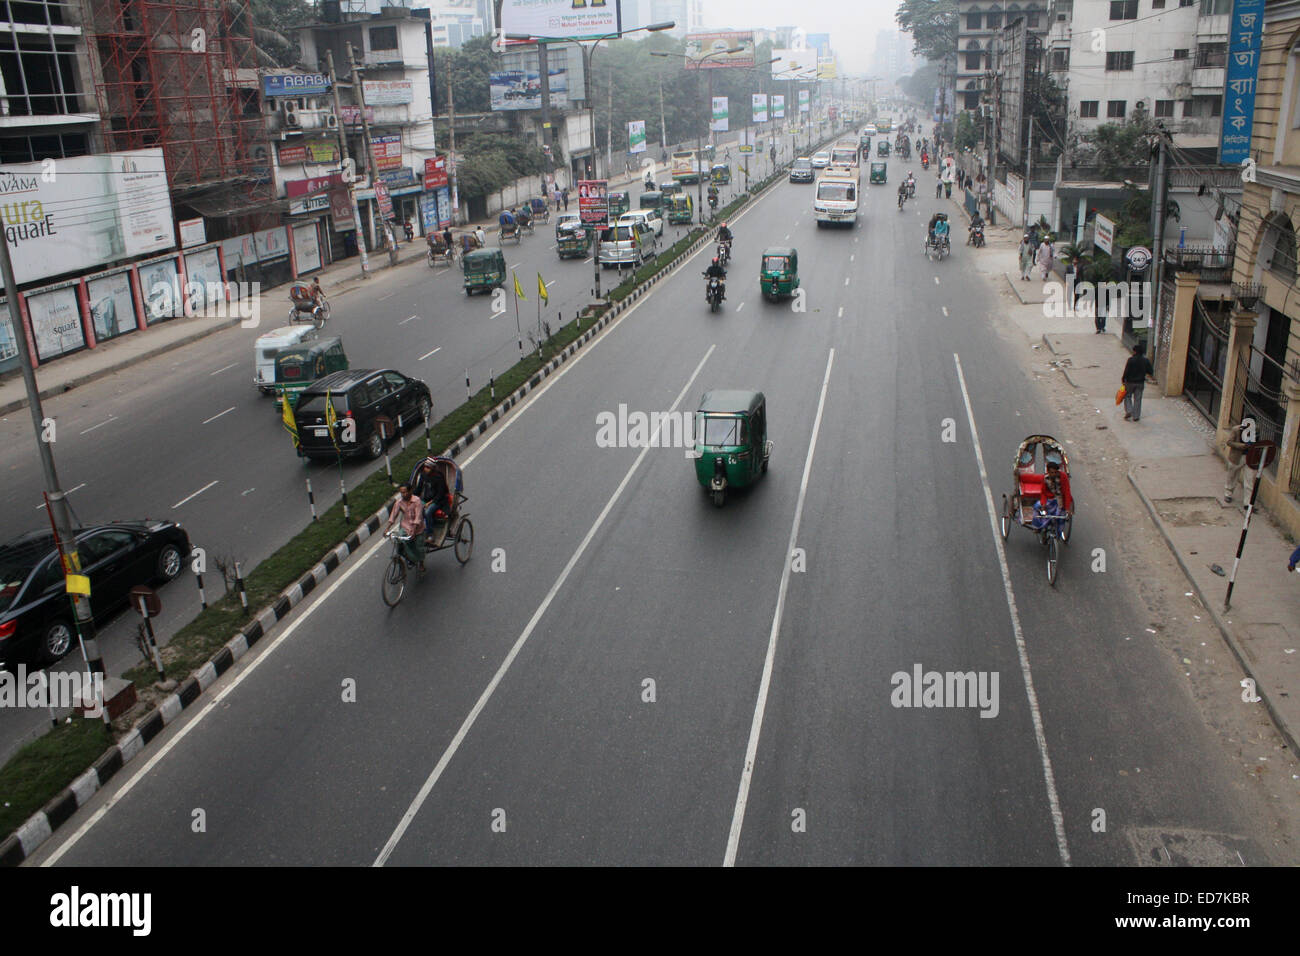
(813, 173, 859, 227)
(254, 324, 319, 394)
(598, 221, 658, 268)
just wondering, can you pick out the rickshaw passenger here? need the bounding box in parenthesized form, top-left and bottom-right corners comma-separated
(518, 204, 532, 227)
(413, 461, 454, 535)
(499, 208, 516, 228)
(1031, 460, 1069, 531)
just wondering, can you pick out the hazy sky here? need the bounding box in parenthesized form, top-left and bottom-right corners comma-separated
(697, 0, 906, 73)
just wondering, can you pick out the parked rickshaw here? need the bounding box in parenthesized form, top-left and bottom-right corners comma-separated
(639, 190, 664, 213)
(608, 191, 631, 218)
(869, 161, 887, 184)
(877, 140, 890, 157)
(710, 163, 731, 185)
(382, 456, 473, 607)
(692, 390, 772, 508)
(529, 196, 550, 224)
(999, 434, 1075, 586)
(760, 247, 800, 302)
(271, 336, 348, 410)
(463, 248, 506, 295)
(427, 234, 456, 268)
(556, 220, 590, 259)
(666, 193, 694, 225)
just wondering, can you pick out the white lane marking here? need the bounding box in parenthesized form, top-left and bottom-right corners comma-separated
(418, 346, 442, 361)
(208, 363, 238, 376)
(79, 416, 118, 435)
(784, 234, 789, 240)
(736, 302, 745, 313)
(934, 276, 940, 285)
(399, 314, 420, 325)
(36, 482, 85, 509)
(843, 277, 849, 287)
(202, 407, 236, 425)
(837, 306, 844, 318)
(378, 292, 395, 301)
(171, 480, 218, 509)
(374, 344, 717, 866)
(942, 306, 949, 317)
(40, 506, 392, 866)
(953, 352, 1071, 866)
(241, 487, 255, 496)
(725, 348, 835, 867)
(490, 309, 507, 320)
(583, 257, 593, 263)
(850, 254, 855, 262)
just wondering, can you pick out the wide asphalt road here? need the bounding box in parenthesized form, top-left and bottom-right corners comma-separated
(33, 151, 1275, 866)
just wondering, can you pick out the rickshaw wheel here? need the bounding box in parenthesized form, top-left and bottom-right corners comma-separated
(381, 556, 406, 607)
(999, 496, 1011, 540)
(1046, 536, 1060, 586)
(454, 518, 474, 564)
(1060, 514, 1073, 544)
(711, 489, 726, 508)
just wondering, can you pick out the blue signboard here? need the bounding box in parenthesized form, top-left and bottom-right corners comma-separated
(419, 193, 437, 234)
(263, 73, 331, 98)
(1219, 0, 1265, 165)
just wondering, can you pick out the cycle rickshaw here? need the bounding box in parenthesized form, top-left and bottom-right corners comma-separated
(999, 434, 1075, 586)
(382, 456, 473, 606)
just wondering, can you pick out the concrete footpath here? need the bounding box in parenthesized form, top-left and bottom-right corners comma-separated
(0, 141, 775, 417)
(963, 205, 1300, 755)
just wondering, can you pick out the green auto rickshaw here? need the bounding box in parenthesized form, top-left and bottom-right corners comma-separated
(609, 191, 631, 218)
(877, 140, 890, 157)
(869, 160, 887, 184)
(463, 247, 506, 295)
(666, 193, 694, 225)
(710, 164, 731, 185)
(693, 390, 772, 507)
(639, 190, 664, 213)
(272, 336, 348, 409)
(760, 246, 799, 302)
(556, 221, 590, 259)
(659, 181, 684, 198)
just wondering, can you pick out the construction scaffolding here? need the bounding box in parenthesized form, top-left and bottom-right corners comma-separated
(82, 0, 272, 217)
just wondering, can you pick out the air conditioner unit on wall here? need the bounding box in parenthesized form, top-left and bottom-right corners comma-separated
(286, 111, 301, 127)
(325, 113, 338, 129)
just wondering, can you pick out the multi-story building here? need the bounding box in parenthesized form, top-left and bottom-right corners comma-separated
(421, 0, 492, 48)
(1044, 0, 1228, 150)
(957, 0, 1050, 110)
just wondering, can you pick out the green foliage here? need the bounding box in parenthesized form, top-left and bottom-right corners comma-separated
(1078, 117, 1157, 177)
(456, 132, 551, 198)
(896, 0, 958, 61)
(433, 35, 495, 114)
(240, 0, 317, 68)
(955, 110, 978, 151)
(1088, 252, 1118, 283)
(899, 61, 941, 109)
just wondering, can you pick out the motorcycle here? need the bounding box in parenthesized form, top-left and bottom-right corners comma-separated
(968, 222, 986, 248)
(704, 275, 725, 313)
(717, 239, 731, 266)
(708, 193, 719, 214)
(906, 179, 916, 199)
(898, 189, 907, 211)
(921, 156, 929, 170)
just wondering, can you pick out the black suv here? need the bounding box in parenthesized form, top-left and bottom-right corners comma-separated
(293, 368, 432, 460)
(789, 158, 814, 183)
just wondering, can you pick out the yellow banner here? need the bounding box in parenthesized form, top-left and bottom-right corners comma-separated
(65, 573, 91, 596)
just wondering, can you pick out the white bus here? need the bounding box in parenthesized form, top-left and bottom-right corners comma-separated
(813, 173, 859, 227)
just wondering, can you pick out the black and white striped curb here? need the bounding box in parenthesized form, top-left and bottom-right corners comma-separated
(0, 166, 791, 867)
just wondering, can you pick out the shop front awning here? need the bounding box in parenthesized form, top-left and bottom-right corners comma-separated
(177, 185, 288, 219)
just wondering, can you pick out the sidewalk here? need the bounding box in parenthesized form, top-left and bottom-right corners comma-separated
(976, 229, 1300, 755)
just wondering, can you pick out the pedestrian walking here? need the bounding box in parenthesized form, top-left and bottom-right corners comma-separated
(562, 187, 569, 210)
(1036, 236, 1054, 281)
(1092, 266, 1108, 333)
(935, 173, 943, 198)
(1120, 342, 1156, 422)
(553, 186, 562, 211)
(1018, 234, 1035, 281)
(1221, 421, 1253, 502)
(945, 180, 953, 199)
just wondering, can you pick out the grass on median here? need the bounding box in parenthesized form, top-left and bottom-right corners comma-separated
(0, 717, 113, 839)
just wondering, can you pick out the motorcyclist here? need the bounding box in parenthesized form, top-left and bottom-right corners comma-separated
(905, 171, 916, 197)
(897, 180, 908, 208)
(968, 212, 985, 244)
(703, 256, 727, 302)
(707, 183, 719, 207)
(716, 221, 733, 260)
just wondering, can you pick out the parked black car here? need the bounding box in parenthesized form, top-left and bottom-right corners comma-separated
(0, 520, 191, 666)
(293, 368, 433, 460)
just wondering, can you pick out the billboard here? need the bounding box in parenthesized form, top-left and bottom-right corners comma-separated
(0, 148, 174, 285)
(684, 32, 756, 69)
(490, 70, 569, 110)
(578, 179, 608, 227)
(371, 134, 403, 172)
(805, 33, 831, 58)
(501, 0, 617, 41)
(772, 94, 785, 119)
(263, 73, 330, 98)
(816, 56, 838, 80)
(424, 157, 449, 190)
(364, 80, 413, 106)
(278, 141, 340, 165)
(798, 90, 810, 113)
(711, 97, 729, 132)
(772, 49, 818, 80)
(752, 94, 768, 124)
(628, 120, 646, 154)
(1220, 0, 1265, 165)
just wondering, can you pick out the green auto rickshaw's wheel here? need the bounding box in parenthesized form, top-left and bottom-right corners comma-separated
(711, 489, 726, 508)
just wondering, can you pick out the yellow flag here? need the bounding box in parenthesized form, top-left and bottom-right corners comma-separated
(324, 390, 340, 450)
(281, 392, 299, 448)
(514, 272, 526, 300)
(65, 573, 91, 596)
(537, 272, 548, 304)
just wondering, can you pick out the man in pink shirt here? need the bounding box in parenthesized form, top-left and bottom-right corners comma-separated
(386, 483, 426, 572)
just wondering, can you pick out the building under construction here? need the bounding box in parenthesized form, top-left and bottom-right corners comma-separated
(83, 0, 276, 237)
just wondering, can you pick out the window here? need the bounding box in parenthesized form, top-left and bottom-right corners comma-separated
(1028, 13, 1040, 27)
(1202, 0, 1231, 12)
(1263, 215, 1298, 283)
(1155, 99, 1174, 117)
(1152, 0, 1165, 7)
(986, 12, 1002, 28)
(369, 26, 398, 51)
(1196, 42, 1227, 68)
(966, 51, 983, 70)
(1106, 51, 1135, 71)
(79, 531, 134, 565)
(1179, 0, 1194, 6)
(1173, 48, 1189, 60)
(1079, 100, 1099, 117)
(1050, 48, 1069, 71)
(1182, 95, 1222, 117)
(966, 12, 982, 28)
(1109, 0, 1138, 19)
(1107, 100, 1127, 118)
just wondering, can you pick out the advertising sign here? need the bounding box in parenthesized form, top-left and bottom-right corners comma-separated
(739, 130, 755, 154)
(363, 80, 413, 106)
(419, 192, 438, 236)
(816, 56, 838, 80)
(183, 247, 224, 310)
(338, 105, 375, 126)
(501, 0, 618, 41)
(772, 49, 817, 80)
(489, 70, 569, 110)
(752, 94, 768, 124)
(436, 187, 451, 228)
(578, 179, 608, 227)
(424, 156, 449, 190)
(263, 73, 330, 98)
(26, 284, 84, 360)
(330, 188, 352, 227)
(0, 299, 16, 370)
(711, 96, 729, 132)
(292, 223, 323, 274)
(772, 94, 785, 119)
(799, 90, 810, 113)
(1125, 245, 1152, 272)
(278, 141, 340, 165)
(684, 32, 756, 69)
(378, 167, 418, 188)
(628, 120, 646, 154)
(1095, 214, 1116, 255)
(371, 134, 403, 172)
(1220, 0, 1265, 165)
(137, 258, 181, 323)
(179, 218, 206, 248)
(254, 226, 288, 262)
(374, 181, 394, 221)
(0, 148, 174, 285)
(85, 270, 135, 342)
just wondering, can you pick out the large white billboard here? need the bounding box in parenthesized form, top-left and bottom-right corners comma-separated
(772, 49, 818, 80)
(500, 0, 619, 40)
(684, 32, 756, 69)
(0, 148, 174, 284)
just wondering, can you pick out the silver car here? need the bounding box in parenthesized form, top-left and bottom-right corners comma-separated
(598, 221, 657, 268)
(619, 209, 663, 238)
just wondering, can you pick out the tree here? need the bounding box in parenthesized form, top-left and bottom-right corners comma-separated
(1075, 117, 1157, 177)
(227, 0, 317, 68)
(896, 0, 958, 61)
(899, 61, 941, 106)
(432, 36, 495, 114)
(954, 110, 978, 151)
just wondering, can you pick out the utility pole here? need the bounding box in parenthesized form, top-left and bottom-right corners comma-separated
(1024, 118, 1033, 232)
(606, 60, 614, 180)
(659, 72, 668, 152)
(0, 225, 104, 695)
(1150, 132, 1170, 367)
(347, 41, 381, 251)
(445, 51, 461, 225)
(326, 49, 370, 277)
(537, 41, 554, 161)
